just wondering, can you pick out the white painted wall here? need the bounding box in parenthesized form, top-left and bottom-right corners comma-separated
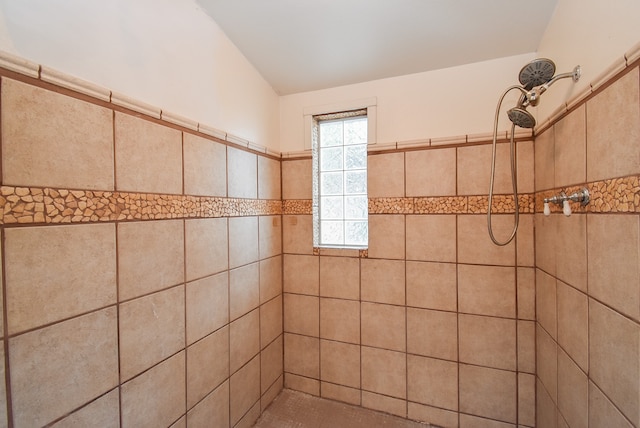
(280, 53, 536, 153)
(0, 0, 280, 151)
(536, 0, 640, 121)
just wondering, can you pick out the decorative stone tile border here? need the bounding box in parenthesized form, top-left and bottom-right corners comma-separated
(0, 186, 282, 225)
(536, 176, 640, 214)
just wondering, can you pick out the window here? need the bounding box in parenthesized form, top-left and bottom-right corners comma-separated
(312, 110, 368, 248)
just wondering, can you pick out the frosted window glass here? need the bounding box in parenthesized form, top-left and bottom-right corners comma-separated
(345, 221, 367, 246)
(345, 171, 367, 194)
(321, 196, 343, 219)
(321, 172, 343, 195)
(321, 220, 344, 244)
(344, 118, 367, 145)
(345, 196, 368, 220)
(345, 145, 367, 169)
(320, 122, 343, 147)
(320, 147, 343, 171)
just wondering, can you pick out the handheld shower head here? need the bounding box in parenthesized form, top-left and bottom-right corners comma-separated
(507, 107, 536, 128)
(518, 58, 556, 90)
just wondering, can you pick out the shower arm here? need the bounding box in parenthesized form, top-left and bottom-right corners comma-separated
(523, 65, 582, 107)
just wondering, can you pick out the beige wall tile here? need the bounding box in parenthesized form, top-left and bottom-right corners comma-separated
(368, 152, 405, 197)
(361, 346, 406, 399)
(535, 213, 558, 276)
(121, 351, 186, 428)
(556, 214, 587, 292)
(51, 388, 119, 428)
(321, 383, 361, 406)
(587, 68, 640, 182)
(459, 364, 517, 424)
(284, 333, 319, 379)
(320, 340, 360, 388)
(229, 216, 259, 269)
(283, 215, 314, 255)
(2, 78, 114, 190)
(187, 381, 229, 428)
(516, 214, 534, 267)
(589, 381, 634, 428)
(230, 309, 260, 374)
(588, 214, 640, 320)
(406, 261, 457, 311)
(282, 159, 312, 200)
(408, 402, 459, 428)
(459, 314, 516, 371)
(260, 255, 283, 304)
(230, 355, 260, 426)
(360, 258, 405, 305)
(262, 373, 283, 411)
(186, 272, 228, 345)
(230, 263, 260, 321)
(284, 373, 319, 396)
(260, 295, 283, 349)
(458, 215, 515, 266)
(407, 214, 456, 263)
(361, 302, 406, 352)
(557, 349, 588, 428)
(186, 326, 229, 409)
(261, 336, 283, 394)
(5, 224, 116, 334)
(320, 256, 360, 300)
(183, 133, 227, 196)
(9, 308, 118, 427)
(517, 267, 535, 320)
(406, 148, 456, 196)
(361, 391, 406, 418)
(320, 298, 360, 344)
(117, 220, 184, 301)
(458, 143, 511, 195)
(368, 214, 405, 259)
(516, 140, 534, 194)
(284, 293, 319, 337)
(228, 147, 258, 198)
(554, 104, 586, 187)
(458, 264, 515, 318)
(407, 308, 457, 361)
(589, 299, 640, 425)
(557, 281, 588, 371)
(407, 355, 458, 411)
(459, 414, 515, 428)
(537, 378, 558, 428)
(234, 401, 260, 428)
(185, 218, 228, 281)
(258, 156, 282, 200)
(283, 254, 319, 295)
(518, 373, 535, 427)
(259, 216, 282, 260)
(534, 126, 555, 191)
(536, 269, 558, 339)
(119, 286, 185, 381)
(537, 324, 558, 403)
(115, 112, 182, 194)
(517, 320, 536, 374)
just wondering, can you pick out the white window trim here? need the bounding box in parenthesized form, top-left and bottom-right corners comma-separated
(303, 97, 377, 150)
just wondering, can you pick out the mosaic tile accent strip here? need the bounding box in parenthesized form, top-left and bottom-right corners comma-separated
(535, 176, 640, 214)
(0, 186, 282, 225)
(414, 196, 467, 214)
(283, 200, 313, 215)
(369, 198, 414, 214)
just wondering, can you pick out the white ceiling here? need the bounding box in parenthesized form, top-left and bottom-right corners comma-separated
(197, 0, 558, 95)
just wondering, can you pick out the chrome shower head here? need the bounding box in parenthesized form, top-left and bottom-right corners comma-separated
(518, 58, 556, 90)
(507, 106, 536, 128)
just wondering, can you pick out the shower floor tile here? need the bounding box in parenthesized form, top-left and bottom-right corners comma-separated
(253, 389, 428, 428)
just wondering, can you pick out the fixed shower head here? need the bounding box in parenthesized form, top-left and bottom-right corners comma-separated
(507, 106, 536, 128)
(518, 58, 556, 90)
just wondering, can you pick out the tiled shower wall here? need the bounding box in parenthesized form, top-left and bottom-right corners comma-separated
(281, 137, 538, 427)
(0, 72, 284, 427)
(534, 63, 640, 427)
